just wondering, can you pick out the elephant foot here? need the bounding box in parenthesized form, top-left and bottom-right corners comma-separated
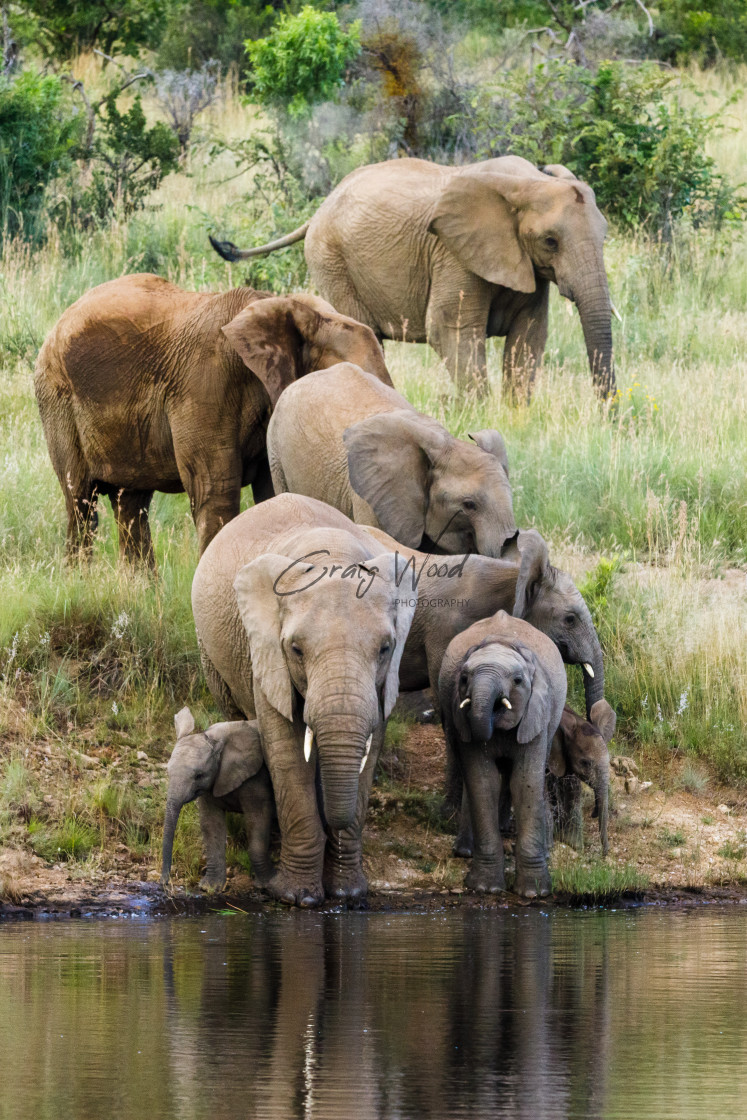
(464, 864, 506, 894)
(266, 869, 324, 909)
(324, 867, 368, 903)
(199, 874, 227, 893)
(452, 827, 474, 859)
(513, 867, 552, 899)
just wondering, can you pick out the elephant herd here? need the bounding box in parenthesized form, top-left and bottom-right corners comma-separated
(34, 154, 620, 905)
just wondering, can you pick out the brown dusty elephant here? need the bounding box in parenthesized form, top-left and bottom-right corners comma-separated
(191, 493, 417, 906)
(161, 706, 274, 891)
(438, 610, 567, 897)
(547, 699, 616, 855)
(267, 363, 515, 555)
(210, 155, 615, 398)
(34, 273, 392, 561)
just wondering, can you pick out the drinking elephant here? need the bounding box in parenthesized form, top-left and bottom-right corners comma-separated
(210, 155, 615, 397)
(548, 699, 616, 855)
(191, 494, 417, 906)
(267, 363, 515, 555)
(438, 610, 567, 898)
(161, 706, 274, 891)
(34, 273, 392, 561)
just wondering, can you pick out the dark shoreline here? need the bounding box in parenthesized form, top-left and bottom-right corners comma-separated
(3, 881, 747, 922)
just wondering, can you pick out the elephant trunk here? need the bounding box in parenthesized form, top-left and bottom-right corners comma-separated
(468, 673, 503, 743)
(161, 798, 183, 884)
(573, 257, 615, 398)
(593, 765, 610, 857)
(314, 726, 369, 830)
(582, 648, 605, 721)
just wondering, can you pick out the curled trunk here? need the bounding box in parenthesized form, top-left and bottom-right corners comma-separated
(468, 677, 500, 743)
(161, 799, 182, 883)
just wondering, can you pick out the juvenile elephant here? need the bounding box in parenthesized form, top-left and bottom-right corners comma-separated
(439, 611, 567, 898)
(211, 155, 615, 397)
(548, 699, 616, 855)
(267, 363, 515, 555)
(161, 706, 274, 890)
(192, 494, 417, 906)
(34, 273, 392, 561)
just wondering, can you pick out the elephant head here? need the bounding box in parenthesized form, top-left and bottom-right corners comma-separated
(343, 411, 515, 555)
(548, 700, 616, 855)
(233, 533, 417, 830)
(430, 157, 614, 396)
(161, 707, 264, 884)
(452, 639, 551, 746)
(222, 293, 392, 404)
(503, 530, 605, 719)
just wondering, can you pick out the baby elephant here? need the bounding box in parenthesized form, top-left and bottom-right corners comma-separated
(548, 700, 616, 856)
(439, 611, 566, 899)
(161, 707, 274, 891)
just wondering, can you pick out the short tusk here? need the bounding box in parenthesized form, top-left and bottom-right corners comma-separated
(359, 733, 373, 774)
(583, 663, 595, 678)
(610, 300, 623, 323)
(459, 697, 471, 709)
(304, 725, 313, 763)
(501, 697, 512, 709)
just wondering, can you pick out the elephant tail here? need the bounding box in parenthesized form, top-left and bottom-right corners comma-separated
(196, 634, 246, 720)
(209, 222, 310, 262)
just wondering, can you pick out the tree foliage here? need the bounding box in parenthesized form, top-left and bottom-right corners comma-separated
(18, 0, 168, 59)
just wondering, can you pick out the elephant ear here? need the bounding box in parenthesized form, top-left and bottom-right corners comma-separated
(590, 698, 616, 745)
(430, 171, 536, 293)
(174, 706, 195, 740)
(233, 554, 297, 723)
(542, 164, 578, 181)
(343, 411, 448, 547)
(512, 530, 552, 618)
(361, 553, 418, 718)
(468, 429, 510, 478)
(548, 725, 567, 777)
(212, 721, 264, 798)
(517, 650, 550, 745)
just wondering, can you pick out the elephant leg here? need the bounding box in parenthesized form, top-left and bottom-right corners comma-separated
(250, 454, 275, 505)
(176, 448, 242, 555)
(554, 774, 585, 851)
(502, 283, 549, 404)
(322, 725, 384, 901)
(197, 794, 228, 891)
(106, 487, 155, 566)
(37, 395, 99, 559)
(238, 771, 275, 887)
(510, 745, 552, 899)
(65, 479, 99, 560)
(256, 693, 326, 907)
(453, 785, 474, 859)
(460, 749, 505, 893)
(426, 277, 491, 394)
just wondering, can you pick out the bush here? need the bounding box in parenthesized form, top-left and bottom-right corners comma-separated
(470, 61, 742, 234)
(651, 0, 747, 65)
(0, 71, 82, 240)
(246, 6, 361, 117)
(20, 0, 169, 60)
(157, 0, 286, 70)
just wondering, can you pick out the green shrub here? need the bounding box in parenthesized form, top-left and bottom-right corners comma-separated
(0, 71, 82, 240)
(20, 0, 169, 59)
(246, 6, 361, 117)
(157, 0, 286, 69)
(651, 0, 747, 65)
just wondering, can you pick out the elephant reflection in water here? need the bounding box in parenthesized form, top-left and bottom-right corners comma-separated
(160, 912, 611, 1119)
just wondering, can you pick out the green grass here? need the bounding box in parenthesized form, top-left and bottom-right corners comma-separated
(552, 861, 649, 903)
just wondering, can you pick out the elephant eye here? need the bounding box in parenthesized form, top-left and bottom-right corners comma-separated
(462, 499, 477, 511)
(545, 236, 559, 251)
(291, 642, 303, 657)
(513, 675, 523, 685)
(564, 614, 576, 626)
(460, 672, 468, 687)
(379, 643, 391, 658)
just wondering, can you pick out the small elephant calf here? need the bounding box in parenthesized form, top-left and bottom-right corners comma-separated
(439, 610, 566, 899)
(161, 707, 274, 891)
(547, 700, 616, 855)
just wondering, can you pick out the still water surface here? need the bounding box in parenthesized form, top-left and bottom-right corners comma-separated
(1, 906, 747, 1120)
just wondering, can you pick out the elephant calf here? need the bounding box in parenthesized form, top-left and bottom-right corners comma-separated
(267, 363, 516, 556)
(161, 707, 274, 891)
(547, 700, 616, 856)
(439, 610, 566, 899)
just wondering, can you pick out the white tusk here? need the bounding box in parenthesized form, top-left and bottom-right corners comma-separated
(501, 697, 512, 710)
(459, 697, 471, 709)
(610, 300, 623, 323)
(359, 733, 373, 774)
(304, 725, 313, 762)
(583, 663, 595, 678)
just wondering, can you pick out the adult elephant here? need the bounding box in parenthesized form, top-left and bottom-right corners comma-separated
(34, 273, 392, 561)
(210, 155, 615, 398)
(191, 493, 417, 906)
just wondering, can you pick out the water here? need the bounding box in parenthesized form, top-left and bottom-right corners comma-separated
(1, 906, 747, 1120)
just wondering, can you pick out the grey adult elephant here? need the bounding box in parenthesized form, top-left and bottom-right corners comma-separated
(439, 610, 567, 898)
(191, 493, 417, 906)
(267, 363, 515, 555)
(210, 155, 615, 397)
(34, 273, 392, 561)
